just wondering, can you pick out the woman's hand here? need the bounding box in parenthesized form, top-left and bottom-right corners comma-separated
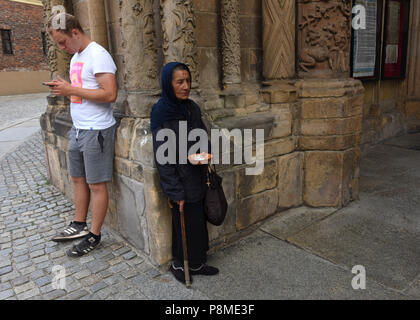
(177, 200, 185, 212)
(188, 152, 212, 165)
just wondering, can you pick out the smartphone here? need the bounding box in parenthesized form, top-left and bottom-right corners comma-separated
(42, 82, 56, 87)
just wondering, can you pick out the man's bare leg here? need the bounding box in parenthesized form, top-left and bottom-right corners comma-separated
(88, 182, 108, 235)
(72, 176, 90, 223)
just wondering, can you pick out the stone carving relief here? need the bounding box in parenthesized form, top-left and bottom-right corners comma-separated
(120, 0, 159, 90)
(262, 0, 296, 80)
(160, 0, 199, 85)
(298, 0, 352, 76)
(221, 0, 241, 85)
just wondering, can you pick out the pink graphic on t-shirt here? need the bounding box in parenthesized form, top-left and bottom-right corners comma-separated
(70, 62, 84, 104)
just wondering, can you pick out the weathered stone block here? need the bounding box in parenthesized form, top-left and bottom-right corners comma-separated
(298, 80, 347, 98)
(224, 94, 246, 109)
(301, 97, 348, 119)
(237, 160, 277, 198)
(194, 0, 217, 12)
(301, 116, 363, 136)
(237, 189, 278, 230)
(299, 133, 361, 151)
(130, 161, 144, 183)
(198, 48, 220, 89)
(56, 135, 68, 151)
(115, 118, 135, 159)
(113, 175, 147, 252)
(264, 136, 296, 158)
(203, 97, 224, 111)
(196, 12, 218, 47)
(143, 167, 172, 265)
(45, 144, 64, 192)
(240, 0, 261, 15)
(114, 157, 131, 177)
(271, 105, 292, 138)
(126, 92, 159, 118)
(240, 16, 261, 48)
(303, 151, 343, 207)
(261, 83, 298, 104)
(130, 119, 155, 168)
(278, 152, 303, 208)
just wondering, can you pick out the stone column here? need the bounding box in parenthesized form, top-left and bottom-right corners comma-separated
(261, 0, 297, 139)
(41, 0, 74, 199)
(296, 0, 363, 208)
(160, 0, 199, 87)
(120, 0, 159, 117)
(43, 0, 73, 81)
(221, 0, 241, 88)
(262, 0, 296, 81)
(87, 0, 109, 51)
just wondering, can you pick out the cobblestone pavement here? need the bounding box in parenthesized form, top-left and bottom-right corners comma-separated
(0, 93, 48, 130)
(0, 131, 209, 300)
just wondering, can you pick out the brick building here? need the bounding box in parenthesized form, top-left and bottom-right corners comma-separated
(40, 0, 420, 267)
(0, 0, 49, 95)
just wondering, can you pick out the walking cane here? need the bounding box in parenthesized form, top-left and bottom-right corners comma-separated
(179, 203, 191, 288)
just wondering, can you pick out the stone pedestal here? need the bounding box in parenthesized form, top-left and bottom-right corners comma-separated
(298, 79, 364, 207)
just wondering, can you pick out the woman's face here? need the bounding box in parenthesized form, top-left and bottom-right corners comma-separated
(171, 69, 191, 100)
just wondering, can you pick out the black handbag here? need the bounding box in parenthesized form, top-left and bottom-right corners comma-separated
(204, 162, 228, 226)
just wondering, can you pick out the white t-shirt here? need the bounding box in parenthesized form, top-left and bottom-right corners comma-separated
(69, 41, 117, 130)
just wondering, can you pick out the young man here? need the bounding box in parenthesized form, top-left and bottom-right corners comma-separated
(46, 13, 118, 257)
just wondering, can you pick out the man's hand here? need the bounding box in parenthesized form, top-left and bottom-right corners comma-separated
(47, 73, 117, 103)
(47, 77, 74, 97)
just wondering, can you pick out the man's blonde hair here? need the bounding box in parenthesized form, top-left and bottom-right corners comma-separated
(47, 13, 84, 36)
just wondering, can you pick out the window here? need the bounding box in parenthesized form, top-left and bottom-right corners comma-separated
(351, 0, 411, 81)
(1, 29, 13, 55)
(41, 31, 47, 56)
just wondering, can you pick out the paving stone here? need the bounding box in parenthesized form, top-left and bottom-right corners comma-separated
(123, 251, 137, 260)
(16, 287, 40, 300)
(63, 289, 89, 300)
(14, 281, 36, 295)
(0, 258, 11, 268)
(43, 289, 66, 300)
(74, 269, 92, 280)
(0, 266, 12, 276)
(0, 289, 15, 300)
(91, 281, 108, 293)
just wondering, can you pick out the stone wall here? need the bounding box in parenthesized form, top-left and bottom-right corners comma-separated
(0, 0, 48, 72)
(40, 0, 415, 267)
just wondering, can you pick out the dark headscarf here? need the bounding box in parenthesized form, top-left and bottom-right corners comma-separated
(150, 62, 192, 132)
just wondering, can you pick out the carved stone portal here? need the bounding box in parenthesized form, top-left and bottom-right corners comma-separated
(297, 0, 352, 78)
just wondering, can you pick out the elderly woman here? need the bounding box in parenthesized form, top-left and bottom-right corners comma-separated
(150, 62, 219, 284)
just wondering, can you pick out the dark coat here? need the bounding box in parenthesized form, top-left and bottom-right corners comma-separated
(152, 101, 210, 203)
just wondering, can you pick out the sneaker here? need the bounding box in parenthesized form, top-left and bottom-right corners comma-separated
(51, 221, 89, 242)
(189, 264, 219, 276)
(66, 234, 101, 258)
(170, 262, 193, 284)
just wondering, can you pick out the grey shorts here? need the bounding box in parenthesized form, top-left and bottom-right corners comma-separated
(68, 124, 116, 184)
